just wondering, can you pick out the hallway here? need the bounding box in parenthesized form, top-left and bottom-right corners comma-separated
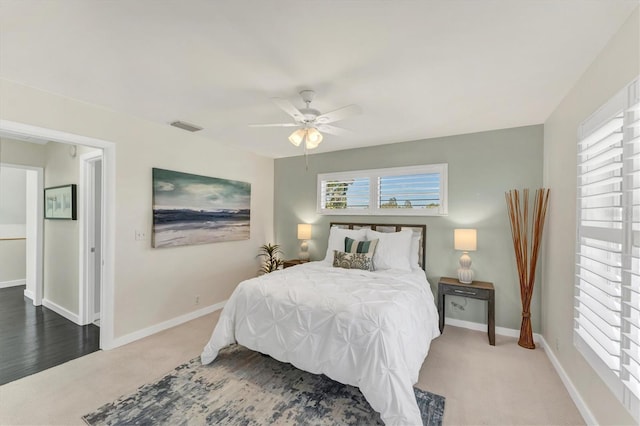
(0, 285, 100, 385)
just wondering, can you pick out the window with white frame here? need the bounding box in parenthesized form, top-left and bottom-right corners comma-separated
(317, 164, 448, 216)
(575, 76, 639, 422)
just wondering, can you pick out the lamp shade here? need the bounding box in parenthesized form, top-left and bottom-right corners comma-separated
(305, 128, 323, 149)
(288, 129, 306, 147)
(454, 229, 477, 251)
(297, 223, 312, 240)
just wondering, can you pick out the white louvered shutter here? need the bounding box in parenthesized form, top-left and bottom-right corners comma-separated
(622, 92, 640, 413)
(575, 77, 640, 422)
(319, 176, 370, 211)
(378, 173, 443, 212)
(317, 164, 448, 216)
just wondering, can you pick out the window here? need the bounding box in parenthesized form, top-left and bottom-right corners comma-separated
(575, 76, 639, 422)
(317, 164, 448, 216)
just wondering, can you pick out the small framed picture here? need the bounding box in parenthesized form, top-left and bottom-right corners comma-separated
(44, 184, 77, 220)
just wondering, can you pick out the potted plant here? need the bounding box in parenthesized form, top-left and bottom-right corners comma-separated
(257, 243, 284, 274)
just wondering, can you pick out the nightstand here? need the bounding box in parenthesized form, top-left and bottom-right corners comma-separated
(437, 276, 495, 345)
(283, 259, 309, 269)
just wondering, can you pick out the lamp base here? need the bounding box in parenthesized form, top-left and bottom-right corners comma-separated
(457, 267, 474, 284)
(299, 240, 309, 261)
(457, 252, 474, 284)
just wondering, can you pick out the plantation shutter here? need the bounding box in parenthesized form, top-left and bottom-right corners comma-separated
(378, 173, 442, 210)
(319, 176, 370, 211)
(575, 77, 640, 421)
(622, 94, 640, 410)
(317, 164, 448, 216)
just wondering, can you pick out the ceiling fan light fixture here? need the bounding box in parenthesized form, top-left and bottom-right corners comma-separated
(288, 128, 306, 147)
(305, 127, 323, 149)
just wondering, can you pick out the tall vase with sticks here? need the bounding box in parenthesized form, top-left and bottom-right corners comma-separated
(505, 188, 550, 349)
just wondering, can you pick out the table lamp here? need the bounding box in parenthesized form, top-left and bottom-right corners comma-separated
(454, 229, 477, 284)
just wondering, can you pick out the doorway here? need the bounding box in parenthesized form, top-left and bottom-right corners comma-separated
(80, 151, 103, 326)
(0, 119, 116, 350)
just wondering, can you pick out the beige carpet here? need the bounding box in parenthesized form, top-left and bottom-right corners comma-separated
(0, 311, 583, 425)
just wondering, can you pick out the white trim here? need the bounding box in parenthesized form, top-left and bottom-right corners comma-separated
(42, 298, 81, 325)
(23, 288, 34, 300)
(78, 150, 103, 326)
(0, 279, 26, 288)
(106, 300, 227, 350)
(0, 120, 116, 350)
(539, 336, 598, 426)
(443, 317, 543, 343)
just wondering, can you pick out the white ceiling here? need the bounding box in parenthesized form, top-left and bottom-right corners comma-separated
(0, 1, 637, 158)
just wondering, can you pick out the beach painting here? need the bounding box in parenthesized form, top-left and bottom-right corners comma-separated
(152, 168, 251, 248)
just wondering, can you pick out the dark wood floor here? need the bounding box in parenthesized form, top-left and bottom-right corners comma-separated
(0, 285, 100, 385)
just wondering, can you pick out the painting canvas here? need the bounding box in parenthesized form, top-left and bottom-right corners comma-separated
(152, 168, 251, 248)
(44, 184, 77, 220)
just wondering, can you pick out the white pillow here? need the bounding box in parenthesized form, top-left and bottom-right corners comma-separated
(409, 231, 421, 269)
(323, 227, 367, 263)
(366, 228, 413, 271)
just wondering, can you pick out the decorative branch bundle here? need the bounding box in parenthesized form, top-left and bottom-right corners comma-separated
(505, 188, 550, 349)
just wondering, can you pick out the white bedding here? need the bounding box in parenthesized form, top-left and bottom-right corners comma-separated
(201, 261, 440, 425)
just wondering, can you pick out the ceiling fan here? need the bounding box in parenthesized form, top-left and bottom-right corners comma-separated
(249, 90, 361, 150)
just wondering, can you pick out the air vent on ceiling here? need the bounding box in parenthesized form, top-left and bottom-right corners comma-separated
(170, 121, 203, 132)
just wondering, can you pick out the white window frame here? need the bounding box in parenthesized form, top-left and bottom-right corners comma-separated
(317, 163, 448, 216)
(574, 76, 640, 423)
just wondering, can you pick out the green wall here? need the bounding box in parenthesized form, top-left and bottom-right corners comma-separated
(274, 125, 543, 331)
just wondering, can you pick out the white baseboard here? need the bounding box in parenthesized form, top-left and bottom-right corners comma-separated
(42, 298, 81, 325)
(23, 288, 34, 301)
(0, 278, 26, 289)
(443, 316, 542, 343)
(539, 336, 597, 426)
(106, 300, 227, 350)
(445, 317, 592, 425)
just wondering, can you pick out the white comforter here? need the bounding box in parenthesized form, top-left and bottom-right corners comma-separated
(201, 261, 440, 425)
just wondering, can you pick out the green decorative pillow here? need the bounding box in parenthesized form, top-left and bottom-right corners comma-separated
(344, 237, 378, 255)
(333, 250, 374, 271)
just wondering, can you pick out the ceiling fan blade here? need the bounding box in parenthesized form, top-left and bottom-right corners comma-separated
(248, 123, 300, 128)
(316, 124, 353, 137)
(271, 98, 305, 121)
(315, 104, 362, 124)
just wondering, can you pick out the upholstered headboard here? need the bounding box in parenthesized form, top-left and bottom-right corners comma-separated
(329, 222, 427, 271)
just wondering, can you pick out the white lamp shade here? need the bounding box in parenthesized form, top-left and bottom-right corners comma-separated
(305, 128, 323, 149)
(454, 229, 477, 251)
(297, 223, 312, 240)
(288, 129, 306, 147)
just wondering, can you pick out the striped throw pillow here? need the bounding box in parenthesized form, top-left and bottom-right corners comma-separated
(345, 237, 378, 255)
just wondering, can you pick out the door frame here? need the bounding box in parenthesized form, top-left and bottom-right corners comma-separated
(79, 150, 103, 326)
(0, 119, 117, 350)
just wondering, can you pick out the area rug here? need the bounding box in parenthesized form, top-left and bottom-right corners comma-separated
(83, 344, 445, 426)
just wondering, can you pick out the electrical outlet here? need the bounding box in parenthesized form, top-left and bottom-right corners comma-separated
(135, 230, 146, 241)
(195, 295, 200, 305)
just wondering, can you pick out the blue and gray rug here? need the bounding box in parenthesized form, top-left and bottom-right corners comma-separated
(83, 344, 445, 425)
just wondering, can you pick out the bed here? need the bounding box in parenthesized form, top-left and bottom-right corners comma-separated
(201, 222, 441, 425)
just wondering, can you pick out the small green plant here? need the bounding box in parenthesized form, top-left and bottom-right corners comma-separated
(257, 243, 284, 274)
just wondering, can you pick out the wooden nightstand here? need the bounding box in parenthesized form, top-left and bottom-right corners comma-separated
(437, 277, 495, 345)
(283, 259, 309, 269)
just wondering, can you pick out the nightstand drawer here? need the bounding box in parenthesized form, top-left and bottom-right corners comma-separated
(441, 285, 491, 299)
